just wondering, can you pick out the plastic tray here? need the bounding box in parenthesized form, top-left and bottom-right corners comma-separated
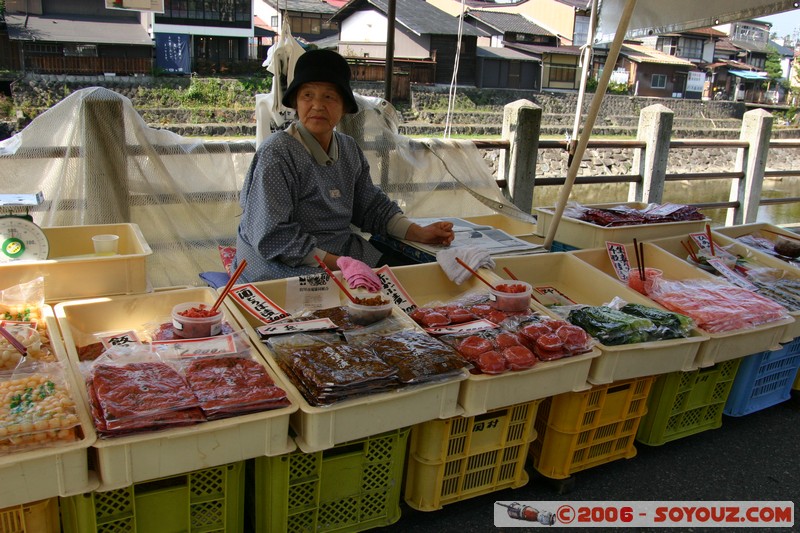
(636, 359, 740, 446)
(490, 253, 706, 384)
(0, 223, 152, 303)
(53, 287, 297, 491)
(534, 202, 710, 250)
(223, 275, 467, 453)
(529, 376, 654, 480)
(649, 234, 800, 342)
(571, 242, 795, 368)
(252, 427, 409, 533)
(0, 497, 60, 533)
(712, 222, 800, 274)
(383, 262, 602, 415)
(60, 461, 245, 533)
(0, 307, 98, 509)
(404, 400, 539, 511)
(724, 337, 800, 417)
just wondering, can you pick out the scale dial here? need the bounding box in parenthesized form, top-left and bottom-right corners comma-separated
(0, 216, 49, 263)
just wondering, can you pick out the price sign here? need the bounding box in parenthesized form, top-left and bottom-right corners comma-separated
(606, 241, 631, 282)
(707, 258, 757, 291)
(229, 283, 291, 324)
(100, 329, 141, 349)
(534, 286, 576, 306)
(425, 318, 498, 335)
(152, 334, 238, 357)
(376, 265, 417, 314)
(256, 318, 338, 338)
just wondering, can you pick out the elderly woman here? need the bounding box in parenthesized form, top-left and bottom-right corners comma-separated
(234, 49, 454, 282)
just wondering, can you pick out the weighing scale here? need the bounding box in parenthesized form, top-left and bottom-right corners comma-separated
(0, 193, 49, 263)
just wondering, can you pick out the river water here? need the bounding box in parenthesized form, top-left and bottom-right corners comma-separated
(524, 145, 800, 227)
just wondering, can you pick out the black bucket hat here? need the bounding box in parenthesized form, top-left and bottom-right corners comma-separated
(281, 49, 358, 114)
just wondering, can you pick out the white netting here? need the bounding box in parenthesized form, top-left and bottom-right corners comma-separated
(0, 86, 530, 289)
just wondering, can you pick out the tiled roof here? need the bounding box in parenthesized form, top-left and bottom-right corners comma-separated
(466, 10, 553, 36)
(265, 0, 338, 14)
(477, 45, 542, 61)
(621, 43, 695, 66)
(334, 0, 486, 37)
(503, 41, 582, 56)
(5, 13, 152, 45)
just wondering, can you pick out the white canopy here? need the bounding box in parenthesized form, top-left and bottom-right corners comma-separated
(546, 0, 800, 249)
(595, 0, 800, 43)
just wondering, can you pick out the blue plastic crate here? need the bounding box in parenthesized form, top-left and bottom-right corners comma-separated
(724, 338, 800, 417)
(550, 240, 580, 252)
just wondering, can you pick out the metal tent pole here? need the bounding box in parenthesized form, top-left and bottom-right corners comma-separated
(544, 0, 637, 250)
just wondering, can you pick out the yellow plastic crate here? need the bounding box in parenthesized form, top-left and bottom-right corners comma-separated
(0, 223, 152, 303)
(404, 400, 540, 511)
(529, 376, 654, 480)
(0, 498, 60, 533)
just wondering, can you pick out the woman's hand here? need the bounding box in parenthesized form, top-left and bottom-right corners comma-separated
(405, 222, 455, 246)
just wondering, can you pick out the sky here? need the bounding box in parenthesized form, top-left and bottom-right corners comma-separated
(757, 8, 800, 40)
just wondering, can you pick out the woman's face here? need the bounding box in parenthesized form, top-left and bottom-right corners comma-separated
(295, 82, 345, 149)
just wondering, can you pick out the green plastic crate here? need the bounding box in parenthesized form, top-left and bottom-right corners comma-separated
(636, 359, 741, 446)
(60, 461, 245, 533)
(252, 428, 409, 533)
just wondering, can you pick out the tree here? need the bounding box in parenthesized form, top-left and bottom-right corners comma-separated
(764, 46, 784, 90)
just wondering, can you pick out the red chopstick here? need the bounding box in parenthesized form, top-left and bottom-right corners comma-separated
(455, 257, 496, 290)
(682, 240, 699, 262)
(0, 325, 27, 356)
(314, 255, 357, 303)
(211, 258, 247, 313)
(706, 223, 716, 256)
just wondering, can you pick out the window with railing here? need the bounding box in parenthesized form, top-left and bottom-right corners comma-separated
(158, 0, 251, 27)
(573, 15, 589, 45)
(64, 44, 98, 57)
(677, 37, 703, 60)
(286, 12, 338, 35)
(549, 64, 575, 82)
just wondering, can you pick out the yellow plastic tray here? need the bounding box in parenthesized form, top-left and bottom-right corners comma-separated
(54, 287, 297, 491)
(649, 234, 800, 342)
(0, 223, 152, 303)
(0, 307, 98, 508)
(386, 261, 601, 415)
(223, 275, 468, 453)
(534, 202, 710, 249)
(490, 253, 706, 384)
(713, 222, 800, 272)
(571, 243, 794, 368)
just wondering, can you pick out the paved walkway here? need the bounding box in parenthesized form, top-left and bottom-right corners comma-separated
(377, 392, 799, 532)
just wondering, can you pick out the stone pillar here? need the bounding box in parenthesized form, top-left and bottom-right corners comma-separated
(629, 104, 673, 204)
(728, 108, 773, 226)
(500, 99, 541, 214)
(81, 87, 130, 223)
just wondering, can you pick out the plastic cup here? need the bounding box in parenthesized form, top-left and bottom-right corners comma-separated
(171, 302, 223, 338)
(628, 268, 663, 295)
(347, 294, 393, 325)
(489, 281, 532, 312)
(92, 234, 119, 256)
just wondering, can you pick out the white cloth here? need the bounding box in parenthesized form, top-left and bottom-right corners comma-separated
(436, 246, 496, 285)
